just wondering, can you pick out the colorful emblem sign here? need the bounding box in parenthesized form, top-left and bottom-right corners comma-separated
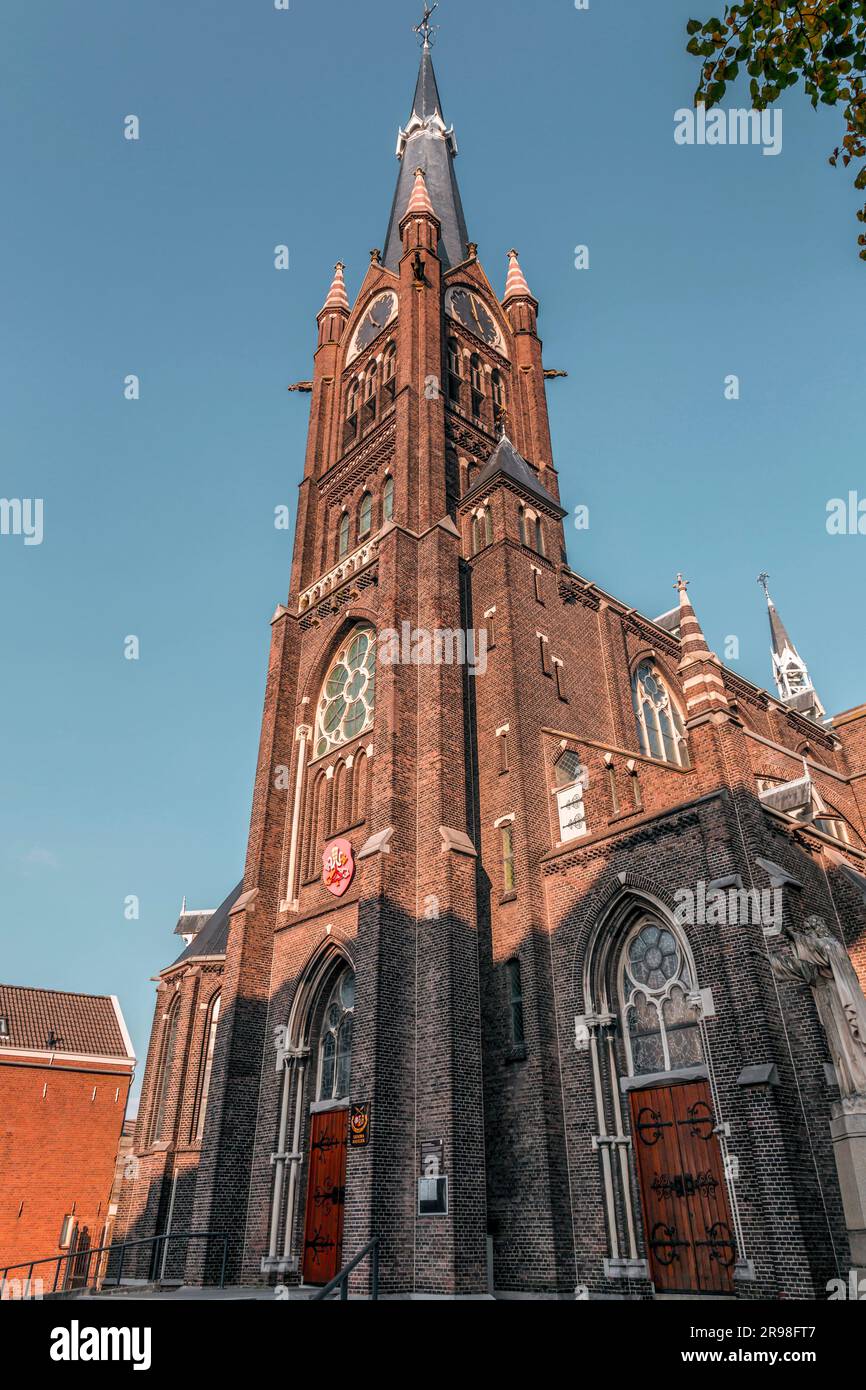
(350, 1102, 371, 1148)
(322, 838, 355, 898)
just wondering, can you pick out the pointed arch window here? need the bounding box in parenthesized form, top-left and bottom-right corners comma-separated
(631, 662, 689, 768)
(193, 993, 221, 1144)
(472, 506, 493, 554)
(506, 958, 525, 1046)
(346, 378, 359, 419)
(358, 491, 373, 538)
(382, 475, 395, 522)
(315, 624, 377, 760)
(491, 369, 505, 423)
(338, 511, 351, 559)
(534, 517, 545, 557)
(470, 353, 484, 418)
(149, 997, 180, 1145)
(447, 338, 462, 403)
(383, 343, 397, 399)
(317, 969, 355, 1102)
(619, 920, 702, 1076)
(363, 362, 378, 422)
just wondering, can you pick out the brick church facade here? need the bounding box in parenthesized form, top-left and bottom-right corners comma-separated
(118, 29, 866, 1299)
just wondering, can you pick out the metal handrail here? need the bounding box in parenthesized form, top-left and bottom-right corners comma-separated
(310, 1237, 380, 1301)
(0, 1230, 228, 1298)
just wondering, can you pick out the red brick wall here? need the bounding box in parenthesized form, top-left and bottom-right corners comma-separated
(0, 1060, 131, 1275)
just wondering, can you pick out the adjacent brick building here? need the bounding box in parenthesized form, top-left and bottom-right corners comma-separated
(0, 985, 135, 1283)
(119, 26, 866, 1299)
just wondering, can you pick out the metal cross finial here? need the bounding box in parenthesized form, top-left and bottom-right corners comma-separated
(414, 2, 439, 48)
(757, 572, 771, 602)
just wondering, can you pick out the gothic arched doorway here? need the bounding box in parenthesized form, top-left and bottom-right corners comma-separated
(584, 895, 740, 1295)
(300, 966, 355, 1286)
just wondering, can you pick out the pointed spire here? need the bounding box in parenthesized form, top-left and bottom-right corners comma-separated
(675, 575, 730, 720)
(464, 432, 565, 515)
(503, 249, 534, 303)
(676, 574, 712, 661)
(383, 35, 469, 271)
(320, 261, 350, 315)
(757, 574, 826, 721)
(404, 167, 436, 219)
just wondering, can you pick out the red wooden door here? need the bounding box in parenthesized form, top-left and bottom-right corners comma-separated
(302, 1109, 348, 1286)
(630, 1081, 736, 1295)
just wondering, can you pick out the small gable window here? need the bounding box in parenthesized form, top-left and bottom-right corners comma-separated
(554, 750, 588, 843)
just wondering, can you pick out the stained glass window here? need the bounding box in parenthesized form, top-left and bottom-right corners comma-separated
(631, 663, 690, 768)
(317, 969, 355, 1102)
(621, 921, 702, 1076)
(314, 625, 376, 760)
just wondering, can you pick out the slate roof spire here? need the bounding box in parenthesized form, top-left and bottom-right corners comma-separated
(757, 574, 826, 721)
(464, 432, 565, 516)
(383, 25, 469, 272)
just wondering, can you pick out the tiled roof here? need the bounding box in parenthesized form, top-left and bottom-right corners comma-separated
(0, 984, 132, 1059)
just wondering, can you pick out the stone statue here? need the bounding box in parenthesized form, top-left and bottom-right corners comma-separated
(770, 915, 866, 1105)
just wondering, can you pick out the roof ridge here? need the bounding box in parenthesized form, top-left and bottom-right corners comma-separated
(0, 982, 115, 1003)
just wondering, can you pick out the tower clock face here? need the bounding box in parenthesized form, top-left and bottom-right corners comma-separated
(347, 291, 398, 364)
(445, 287, 505, 352)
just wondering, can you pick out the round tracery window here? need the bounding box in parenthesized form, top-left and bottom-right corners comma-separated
(621, 920, 702, 1076)
(318, 970, 355, 1102)
(627, 924, 680, 991)
(315, 625, 376, 760)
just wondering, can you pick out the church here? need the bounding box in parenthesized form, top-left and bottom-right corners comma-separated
(117, 16, 866, 1300)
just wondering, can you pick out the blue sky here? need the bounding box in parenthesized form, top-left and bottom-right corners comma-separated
(2, 0, 864, 1102)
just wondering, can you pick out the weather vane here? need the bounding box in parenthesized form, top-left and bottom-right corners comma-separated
(757, 572, 771, 600)
(414, 2, 439, 49)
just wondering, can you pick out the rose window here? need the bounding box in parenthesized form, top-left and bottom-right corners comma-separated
(315, 625, 377, 759)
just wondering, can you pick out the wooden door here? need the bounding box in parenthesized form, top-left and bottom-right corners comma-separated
(302, 1109, 348, 1286)
(629, 1081, 736, 1295)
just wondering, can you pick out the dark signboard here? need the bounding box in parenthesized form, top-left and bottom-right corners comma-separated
(350, 1102, 371, 1148)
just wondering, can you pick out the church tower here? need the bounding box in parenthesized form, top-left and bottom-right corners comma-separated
(186, 11, 567, 1297)
(758, 574, 827, 723)
(130, 8, 865, 1304)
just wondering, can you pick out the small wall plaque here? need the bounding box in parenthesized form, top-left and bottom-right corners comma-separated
(350, 1102, 371, 1148)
